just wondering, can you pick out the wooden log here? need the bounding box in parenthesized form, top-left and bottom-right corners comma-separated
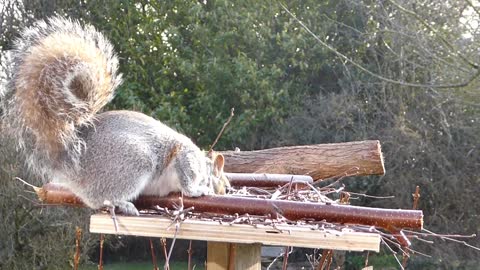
(35, 183, 422, 232)
(218, 140, 385, 180)
(224, 173, 312, 187)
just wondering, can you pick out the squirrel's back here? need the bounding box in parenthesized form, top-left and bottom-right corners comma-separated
(0, 17, 122, 180)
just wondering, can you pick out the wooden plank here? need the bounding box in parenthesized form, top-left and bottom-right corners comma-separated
(89, 214, 380, 252)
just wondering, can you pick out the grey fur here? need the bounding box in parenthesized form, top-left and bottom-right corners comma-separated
(1, 17, 229, 215)
(1, 16, 122, 180)
(65, 111, 220, 215)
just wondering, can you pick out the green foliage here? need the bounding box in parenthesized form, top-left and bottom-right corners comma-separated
(0, 139, 96, 270)
(78, 0, 340, 149)
(346, 253, 398, 269)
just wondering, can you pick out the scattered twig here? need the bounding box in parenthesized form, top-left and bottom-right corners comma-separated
(403, 185, 421, 267)
(381, 238, 405, 270)
(163, 195, 185, 270)
(422, 228, 480, 251)
(267, 248, 290, 270)
(305, 182, 332, 203)
(209, 107, 234, 152)
(316, 171, 352, 189)
(187, 240, 193, 270)
(345, 192, 395, 200)
(15, 177, 39, 190)
(73, 227, 82, 270)
(316, 249, 333, 270)
(305, 250, 320, 269)
(282, 246, 291, 270)
(165, 222, 179, 270)
(383, 235, 408, 255)
(150, 239, 159, 270)
(411, 235, 435, 244)
(402, 229, 476, 239)
(405, 246, 432, 258)
(98, 234, 105, 270)
(282, 175, 292, 270)
(326, 252, 333, 270)
(102, 200, 119, 232)
(160, 238, 170, 270)
(412, 186, 421, 210)
(364, 251, 370, 268)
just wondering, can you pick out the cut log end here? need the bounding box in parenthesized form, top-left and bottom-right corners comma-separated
(35, 183, 86, 207)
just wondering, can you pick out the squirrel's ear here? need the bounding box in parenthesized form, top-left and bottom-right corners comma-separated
(213, 153, 225, 177)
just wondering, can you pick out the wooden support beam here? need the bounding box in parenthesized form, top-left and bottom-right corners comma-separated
(207, 242, 230, 270)
(89, 214, 381, 252)
(207, 242, 261, 270)
(218, 140, 385, 180)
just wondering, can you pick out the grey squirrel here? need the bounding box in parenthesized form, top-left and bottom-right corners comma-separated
(0, 16, 230, 215)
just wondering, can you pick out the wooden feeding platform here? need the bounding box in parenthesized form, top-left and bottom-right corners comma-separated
(89, 214, 381, 252)
(31, 140, 424, 269)
(90, 213, 381, 270)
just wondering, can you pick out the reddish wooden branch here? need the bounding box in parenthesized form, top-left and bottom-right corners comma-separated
(135, 195, 422, 231)
(218, 140, 385, 180)
(35, 183, 422, 232)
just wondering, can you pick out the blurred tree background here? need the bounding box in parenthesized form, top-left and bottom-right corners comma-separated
(1, 0, 479, 269)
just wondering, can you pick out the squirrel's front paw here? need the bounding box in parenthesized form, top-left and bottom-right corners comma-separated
(183, 185, 214, 197)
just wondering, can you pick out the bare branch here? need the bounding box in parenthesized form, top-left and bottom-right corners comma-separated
(209, 108, 234, 152)
(386, 0, 479, 69)
(279, 3, 480, 89)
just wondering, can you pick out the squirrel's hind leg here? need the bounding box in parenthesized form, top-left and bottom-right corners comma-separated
(114, 201, 140, 216)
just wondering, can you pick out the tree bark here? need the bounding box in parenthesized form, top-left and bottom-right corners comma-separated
(218, 140, 384, 180)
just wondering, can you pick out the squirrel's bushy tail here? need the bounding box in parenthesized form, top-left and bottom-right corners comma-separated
(0, 16, 122, 180)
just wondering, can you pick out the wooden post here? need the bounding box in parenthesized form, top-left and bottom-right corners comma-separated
(207, 242, 230, 270)
(207, 242, 261, 270)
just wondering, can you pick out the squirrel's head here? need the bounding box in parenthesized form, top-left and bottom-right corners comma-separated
(206, 152, 230, 195)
